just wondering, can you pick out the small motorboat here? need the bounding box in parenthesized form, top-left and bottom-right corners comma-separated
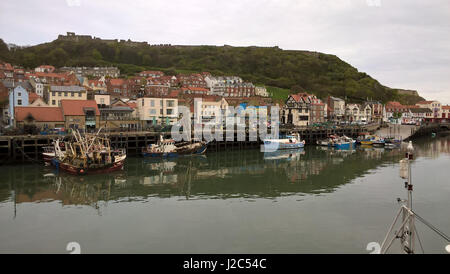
(262, 133, 305, 152)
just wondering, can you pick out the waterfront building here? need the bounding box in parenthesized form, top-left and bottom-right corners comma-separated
(60, 99, 100, 131)
(442, 105, 450, 120)
(365, 100, 384, 123)
(193, 97, 229, 125)
(327, 96, 345, 122)
(416, 100, 442, 121)
(344, 103, 372, 123)
(281, 93, 310, 126)
(408, 108, 433, 124)
(345, 104, 361, 122)
(14, 106, 64, 129)
(98, 98, 140, 130)
(136, 96, 178, 127)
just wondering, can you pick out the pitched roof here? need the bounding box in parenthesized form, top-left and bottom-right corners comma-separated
(28, 92, 41, 103)
(108, 78, 126, 86)
(409, 108, 432, 113)
(126, 102, 137, 109)
(442, 105, 450, 110)
(15, 107, 64, 122)
(60, 100, 100, 116)
(169, 90, 180, 97)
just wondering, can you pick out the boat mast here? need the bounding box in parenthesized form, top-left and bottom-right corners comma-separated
(380, 141, 450, 254)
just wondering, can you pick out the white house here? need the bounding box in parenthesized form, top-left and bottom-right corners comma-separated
(255, 86, 269, 97)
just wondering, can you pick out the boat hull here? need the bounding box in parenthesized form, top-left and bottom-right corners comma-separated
(335, 142, 351, 149)
(372, 142, 385, 147)
(263, 141, 305, 152)
(51, 158, 125, 175)
(142, 143, 207, 158)
(360, 141, 373, 145)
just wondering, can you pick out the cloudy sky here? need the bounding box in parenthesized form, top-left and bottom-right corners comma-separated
(1, 0, 449, 103)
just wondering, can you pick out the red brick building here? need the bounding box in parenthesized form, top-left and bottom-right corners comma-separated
(107, 78, 130, 98)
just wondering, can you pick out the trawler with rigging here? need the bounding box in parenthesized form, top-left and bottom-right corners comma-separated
(47, 129, 126, 175)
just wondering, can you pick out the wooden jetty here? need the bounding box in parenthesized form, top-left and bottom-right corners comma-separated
(0, 124, 381, 164)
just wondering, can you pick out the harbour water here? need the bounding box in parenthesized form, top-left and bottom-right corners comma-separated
(0, 136, 449, 253)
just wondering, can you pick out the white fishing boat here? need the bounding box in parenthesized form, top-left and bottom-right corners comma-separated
(262, 133, 305, 152)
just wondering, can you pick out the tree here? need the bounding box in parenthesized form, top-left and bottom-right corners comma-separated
(92, 49, 103, 60)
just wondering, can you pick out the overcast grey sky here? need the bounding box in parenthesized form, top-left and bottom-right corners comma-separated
(1, 0, 449, 103)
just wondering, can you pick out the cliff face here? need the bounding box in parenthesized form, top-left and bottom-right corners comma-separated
(0, 34, 424, 104)
(394, 89, 419, 97)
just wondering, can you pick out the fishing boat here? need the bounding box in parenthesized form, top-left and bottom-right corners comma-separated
(142, 135, 207, 158)
(372, 138, 386, 147)
(262, 133, 305, 152)
(49, 129, 126, 175)
(334, 135, 356, 149)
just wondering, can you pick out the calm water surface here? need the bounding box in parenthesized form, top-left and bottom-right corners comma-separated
(0, 136, 449, 253)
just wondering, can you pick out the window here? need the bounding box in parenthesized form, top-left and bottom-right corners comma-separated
(52, 91, 56, 96)
(142, 100, 144, 107)
(167, 109, 173, 115)
(17, 99, 22, 105)
(52, 100, 56, 105)
(160, 109, 163, 115)
(100, 98, 105, 104)
(71, 92, 74, 97)
(58, 92, 62, 96)
(18, 92, 21, 97)
(64, 92, 68, 97)
(167, 100, 174, 107)
(78, 93, 82, 97)
(150, 109, 156, 115)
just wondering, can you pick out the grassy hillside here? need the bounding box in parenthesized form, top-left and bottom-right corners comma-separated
(0, 36, 424, 104)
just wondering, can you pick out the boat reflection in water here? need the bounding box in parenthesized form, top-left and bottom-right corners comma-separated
(1, 141, 423, 214)
(263, 148, 305, 162)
